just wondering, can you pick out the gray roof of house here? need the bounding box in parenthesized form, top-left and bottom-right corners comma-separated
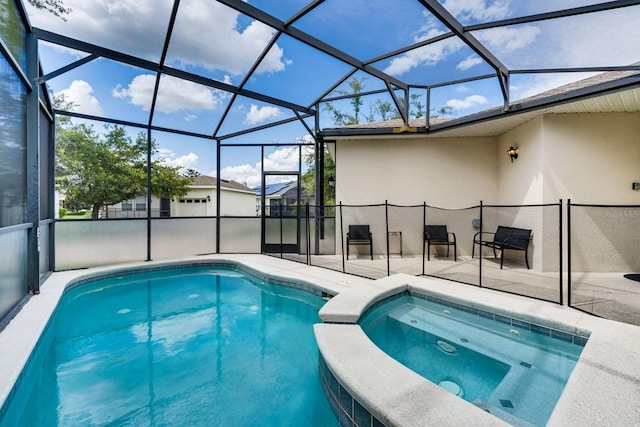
(191, 176, 254, 193)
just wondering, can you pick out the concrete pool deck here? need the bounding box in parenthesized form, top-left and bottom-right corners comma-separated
(1, 254, 639, 426)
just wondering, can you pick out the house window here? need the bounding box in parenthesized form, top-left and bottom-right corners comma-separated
(122, 200, 133, 211)
(135, 196, 146, 211)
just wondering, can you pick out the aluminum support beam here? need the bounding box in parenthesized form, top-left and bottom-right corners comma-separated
(216, 0, 408, 91)
(417, 0, 510, 107)
(32, 28, 315, 116)
(465, 0, 640, 31)
(26, 32, 40, 293)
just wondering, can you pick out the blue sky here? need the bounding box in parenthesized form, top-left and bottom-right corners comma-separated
(26, 0, 640, 187)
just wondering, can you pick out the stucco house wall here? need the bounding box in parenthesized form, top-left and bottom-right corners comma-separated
(334, 136, 498, 258)
(542, 113, 640, 272)
(332, 112, 640, 272)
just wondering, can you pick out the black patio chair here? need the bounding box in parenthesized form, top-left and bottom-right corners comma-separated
(346, 225, 373, 260)
(424, 225, 457, 261)
(472, 225, 531, 269)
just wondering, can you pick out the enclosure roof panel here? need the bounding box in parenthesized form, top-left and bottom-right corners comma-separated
(25, 0, 640, 141)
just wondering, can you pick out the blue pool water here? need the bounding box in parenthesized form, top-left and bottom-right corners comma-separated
(1, 265, 338, 426)
(360, 294, 586, 427)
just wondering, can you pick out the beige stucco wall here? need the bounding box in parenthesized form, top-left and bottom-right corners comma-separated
(335, 137, 498, 207)
(332, 112, 640, 271)
(494, 117, 547, 270)
(542, 113, 640, 272)
(542, 113, 640, 204)
(334, 137, 497, 257)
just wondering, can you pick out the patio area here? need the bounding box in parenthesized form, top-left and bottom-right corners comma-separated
(280, 253, 640, 326)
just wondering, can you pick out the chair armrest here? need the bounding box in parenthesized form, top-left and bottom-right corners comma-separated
(473, 231, 495, 242)
(449, 232, 456, 242)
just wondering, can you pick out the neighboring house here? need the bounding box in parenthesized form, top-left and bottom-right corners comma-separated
(106, 175, 256, 218)
(254, 181, 314, 216)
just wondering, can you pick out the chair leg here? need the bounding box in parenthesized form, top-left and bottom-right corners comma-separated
(472, 242, 475, 258)
(446, 245, 450, 258)
(500, 250, 504, 269)
(346, 242, 349, 260)
(370, 240, 373, 260)
(427, 242, 431, 261)
(525, 248, 530, 269)
(453, 244, 457, 261)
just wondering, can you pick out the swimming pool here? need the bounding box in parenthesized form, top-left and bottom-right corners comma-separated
(359, 292, 586, 426)
(0, 264, 338, 426)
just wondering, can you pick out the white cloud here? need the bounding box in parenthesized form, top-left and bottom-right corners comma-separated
(441, 0, 510, 22)
(220, 147, 300, 188)
(262, 147, 299, 172)
(220, 163, 260, 188)
(27, 0, 288, 76)
(446, 94, 488, 110)
(476, 26, 540, 54)
(384, 36, 464, 76)
(56, 80, 103, 116)
(244, 104, 283, 125)
(113, 74, 224, 114)
(454, 85, 471, 93)
(155, 148, 200, 170)
(384, 2, 539, 76)
(457, 55, 483, 71)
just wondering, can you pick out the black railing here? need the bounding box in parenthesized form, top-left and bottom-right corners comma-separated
(265, 201, 564, 305)
(52, 200, 640, 326)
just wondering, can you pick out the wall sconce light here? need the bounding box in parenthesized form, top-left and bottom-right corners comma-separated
(327, 175, 335, 188)
(507, 146, 519, 162)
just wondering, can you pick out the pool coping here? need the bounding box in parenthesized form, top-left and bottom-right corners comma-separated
(318, 272, 640, 426)
(1, 255, 640, 426)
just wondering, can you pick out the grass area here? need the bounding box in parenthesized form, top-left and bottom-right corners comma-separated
(60, 212, 92, 219)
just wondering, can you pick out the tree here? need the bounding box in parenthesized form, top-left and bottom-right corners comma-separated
(323, 77, 367, 126)
(433, 105, 454, 118)
(184, 168, 202, 178)
(27, 0, 70, 19)
(301, 142, 335, 206)
(56, 121, 192, 219)
(324, 77, 432, 126)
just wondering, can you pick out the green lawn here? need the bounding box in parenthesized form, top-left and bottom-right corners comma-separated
(61, 212, 92, 219)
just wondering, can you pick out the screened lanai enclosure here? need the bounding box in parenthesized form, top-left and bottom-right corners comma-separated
(2, 0, 640, 326)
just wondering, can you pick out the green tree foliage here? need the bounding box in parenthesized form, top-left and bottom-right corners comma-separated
(301, 143, 335, 206)
(323, 77, 367, 126)
(324, 78, 432, 127)
(184, 168, 202, 178)
(56, 120, 192, 219)
(27, 0, 70, 19)
(433, 105, 454, 118)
